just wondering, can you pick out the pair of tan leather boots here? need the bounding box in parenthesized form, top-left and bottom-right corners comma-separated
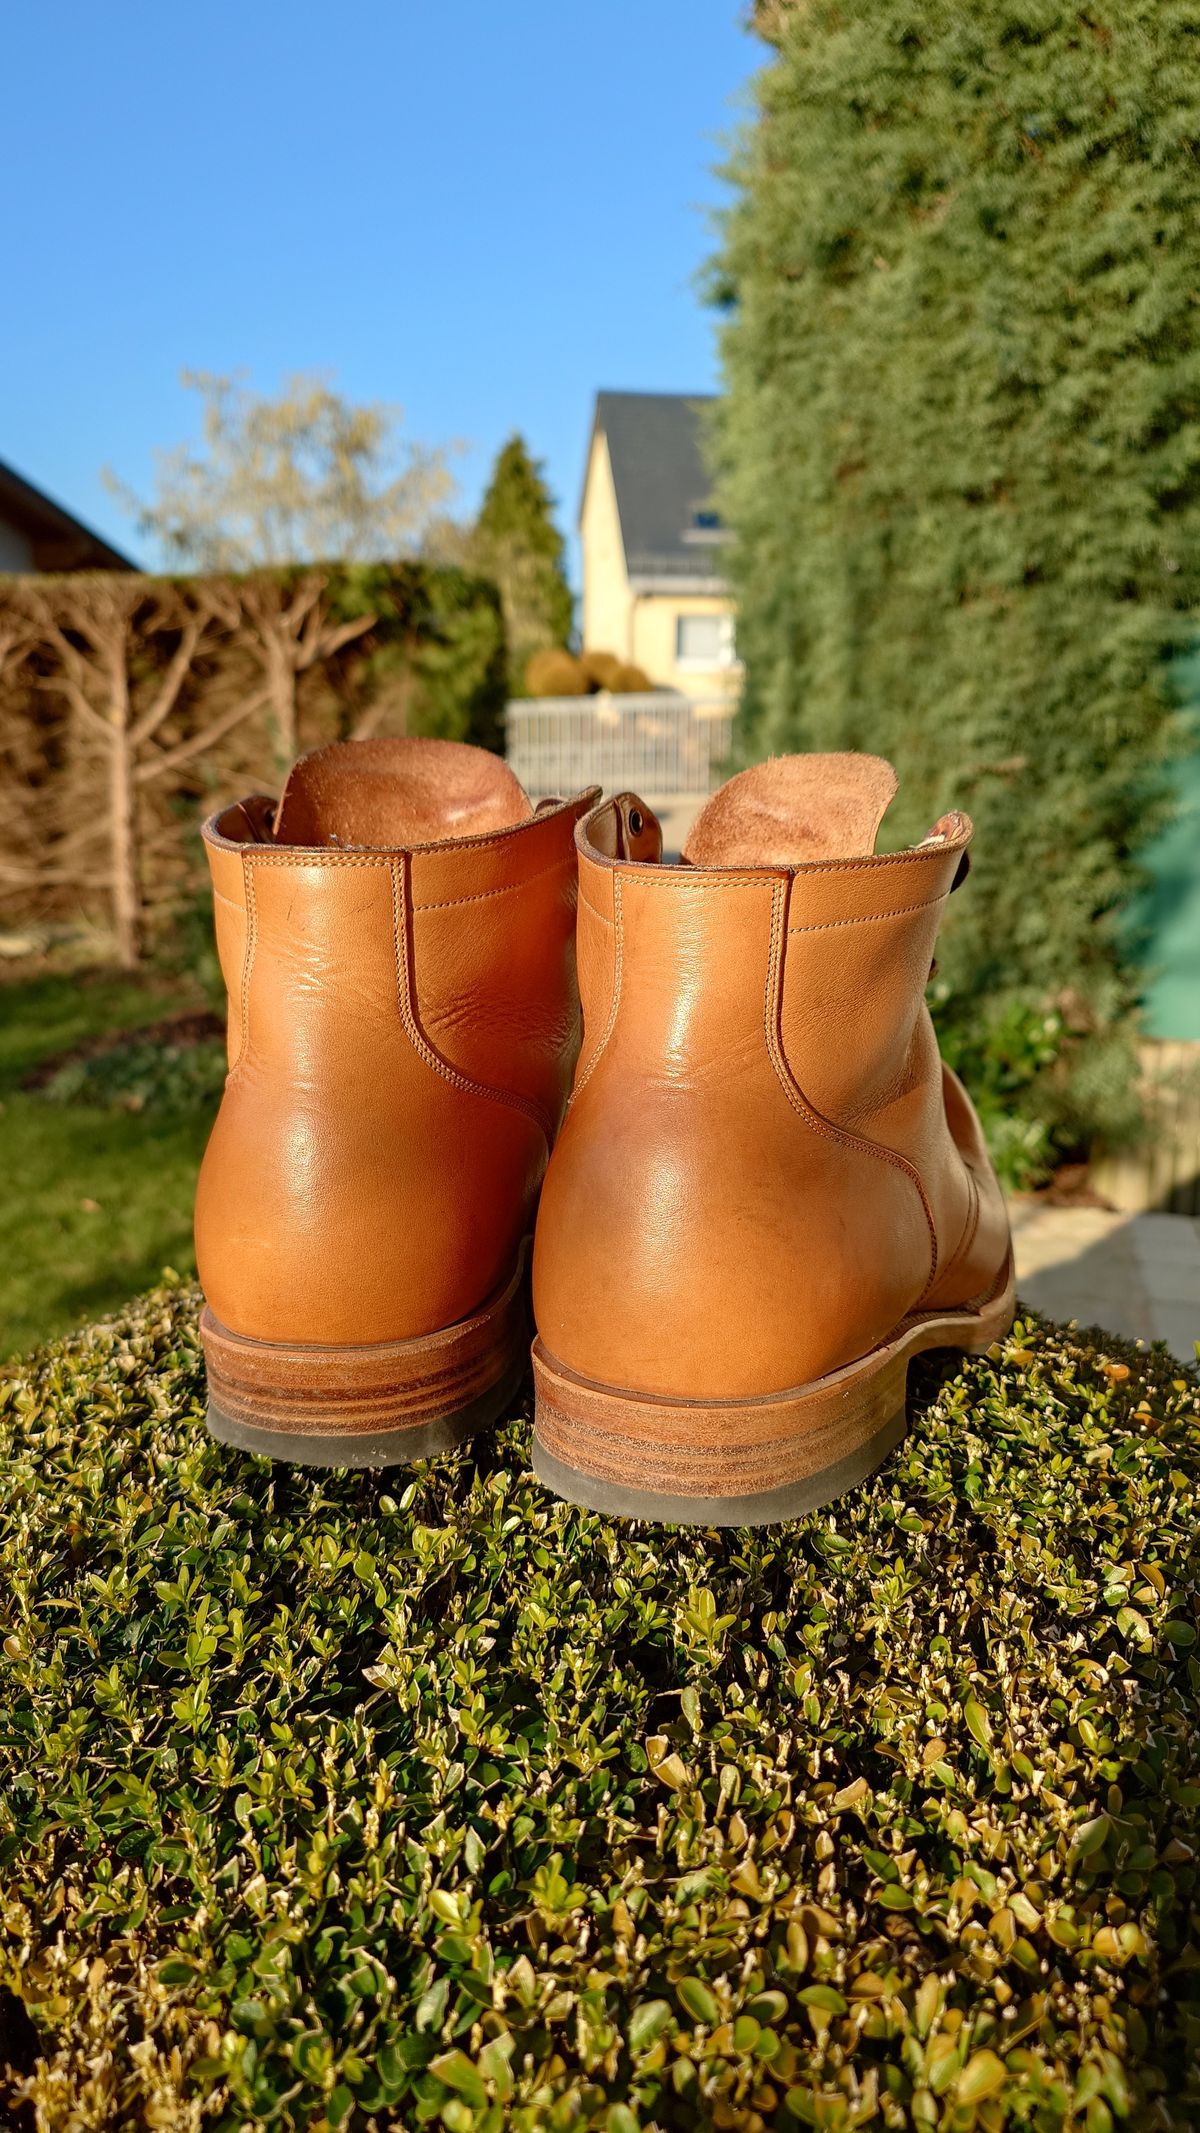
(194, 736, 1013, 1525)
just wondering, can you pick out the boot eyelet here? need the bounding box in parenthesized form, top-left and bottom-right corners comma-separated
(627, 807, 644, 836)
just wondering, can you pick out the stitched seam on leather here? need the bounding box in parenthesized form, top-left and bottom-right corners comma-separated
(571, 871, 623, 1103)
(764, 877, 939, 1292)
(239, 796, 592, 868)
(583, 847, 967, 884)
(390, 856, 551, 1145)
(787, 890, 949, 934)
(231, 855, 256, 1079)
(400, 792, 589, 862)
(578, 873, 935, 925)
(616, 875, 774, 891)
(772, 832, 971, 880)
(247, 852, 410, 869)
(413, 850, 572, 912)
(788, 852, 965, 878)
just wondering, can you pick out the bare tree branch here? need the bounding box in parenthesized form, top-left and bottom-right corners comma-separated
(135, 684, 273, 785)
(130, 612, 209, 746)
(102, 371, 458, 568)
(0, 560, 418, 958)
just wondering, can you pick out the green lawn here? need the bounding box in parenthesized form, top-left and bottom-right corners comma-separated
(0, 965, 215, 1358)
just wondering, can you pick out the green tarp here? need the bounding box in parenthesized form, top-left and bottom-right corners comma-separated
(1135, 654, 1200, 1041)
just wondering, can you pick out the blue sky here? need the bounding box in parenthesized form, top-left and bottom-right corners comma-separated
(1, 2, 757, 582)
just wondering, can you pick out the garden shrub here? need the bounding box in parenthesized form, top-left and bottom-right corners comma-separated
(1, 1284, 1198, 2129)
(525, 650, 659, 699)
(711, 0, 1200, 1180)
(524, 647, 591, 698)
(580, 651, 626, 692)
(613, 663, 653, 694)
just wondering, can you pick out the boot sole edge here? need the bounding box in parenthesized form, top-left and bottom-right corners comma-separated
(531, 1256, 1015, 1526)
(207, 1357, 525, 1469)
(532, 1407, 908, 1526)
(201, 1246, 529, 1469)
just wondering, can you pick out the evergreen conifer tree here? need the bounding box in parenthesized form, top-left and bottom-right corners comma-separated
(474, 436, 573, 695)
(711, 0, 1200, 1169)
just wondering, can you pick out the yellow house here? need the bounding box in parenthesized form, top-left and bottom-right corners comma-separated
(579, 391, 738, 699)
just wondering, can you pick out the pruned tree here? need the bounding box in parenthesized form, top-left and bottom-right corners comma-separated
(0, 612, 47, 931)
(8, 576, 266, 966)
(104, 370, 458, 570)
(233, 571, 379, 769)
(0, 562, 508, 963)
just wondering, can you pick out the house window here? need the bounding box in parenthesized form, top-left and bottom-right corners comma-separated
(675, 612, 735, 669)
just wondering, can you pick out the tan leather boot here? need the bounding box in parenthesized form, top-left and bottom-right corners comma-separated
(195, 736, 596, 1466)
(531, 755, 1014, 1524)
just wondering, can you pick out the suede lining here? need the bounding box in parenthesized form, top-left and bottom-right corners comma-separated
(682, 753, 900, 868)
(272, 737, 533, 850)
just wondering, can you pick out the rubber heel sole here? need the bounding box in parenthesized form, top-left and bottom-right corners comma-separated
(202, 1250, 529, 1469)
(531, 1258, 1015, 1526)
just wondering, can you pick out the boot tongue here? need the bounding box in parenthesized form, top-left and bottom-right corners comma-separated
(272, 737, 534, 849)
(681, 752, 899, 867)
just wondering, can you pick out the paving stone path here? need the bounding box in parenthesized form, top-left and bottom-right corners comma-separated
(1010, 1202, 1200, 1363)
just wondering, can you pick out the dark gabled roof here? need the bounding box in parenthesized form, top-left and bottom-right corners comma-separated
(586, 391, 726, 590)
(0, 457, 136, 572)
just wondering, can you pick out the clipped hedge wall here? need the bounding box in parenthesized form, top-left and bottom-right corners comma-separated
(1, 1289, 1198, 2130)
(711, 1, 1200, 1178)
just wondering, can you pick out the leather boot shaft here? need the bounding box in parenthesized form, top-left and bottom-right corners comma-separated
(533, 765, 1011, 1419)
(196, 741, 595, 1352)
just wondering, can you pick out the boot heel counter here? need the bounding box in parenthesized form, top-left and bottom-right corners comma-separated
(196, 854, 544, 1347)
(532, 868, 935, 1402)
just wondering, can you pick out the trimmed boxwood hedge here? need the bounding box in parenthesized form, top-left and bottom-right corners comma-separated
(0, 1284, 1197, 2131)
